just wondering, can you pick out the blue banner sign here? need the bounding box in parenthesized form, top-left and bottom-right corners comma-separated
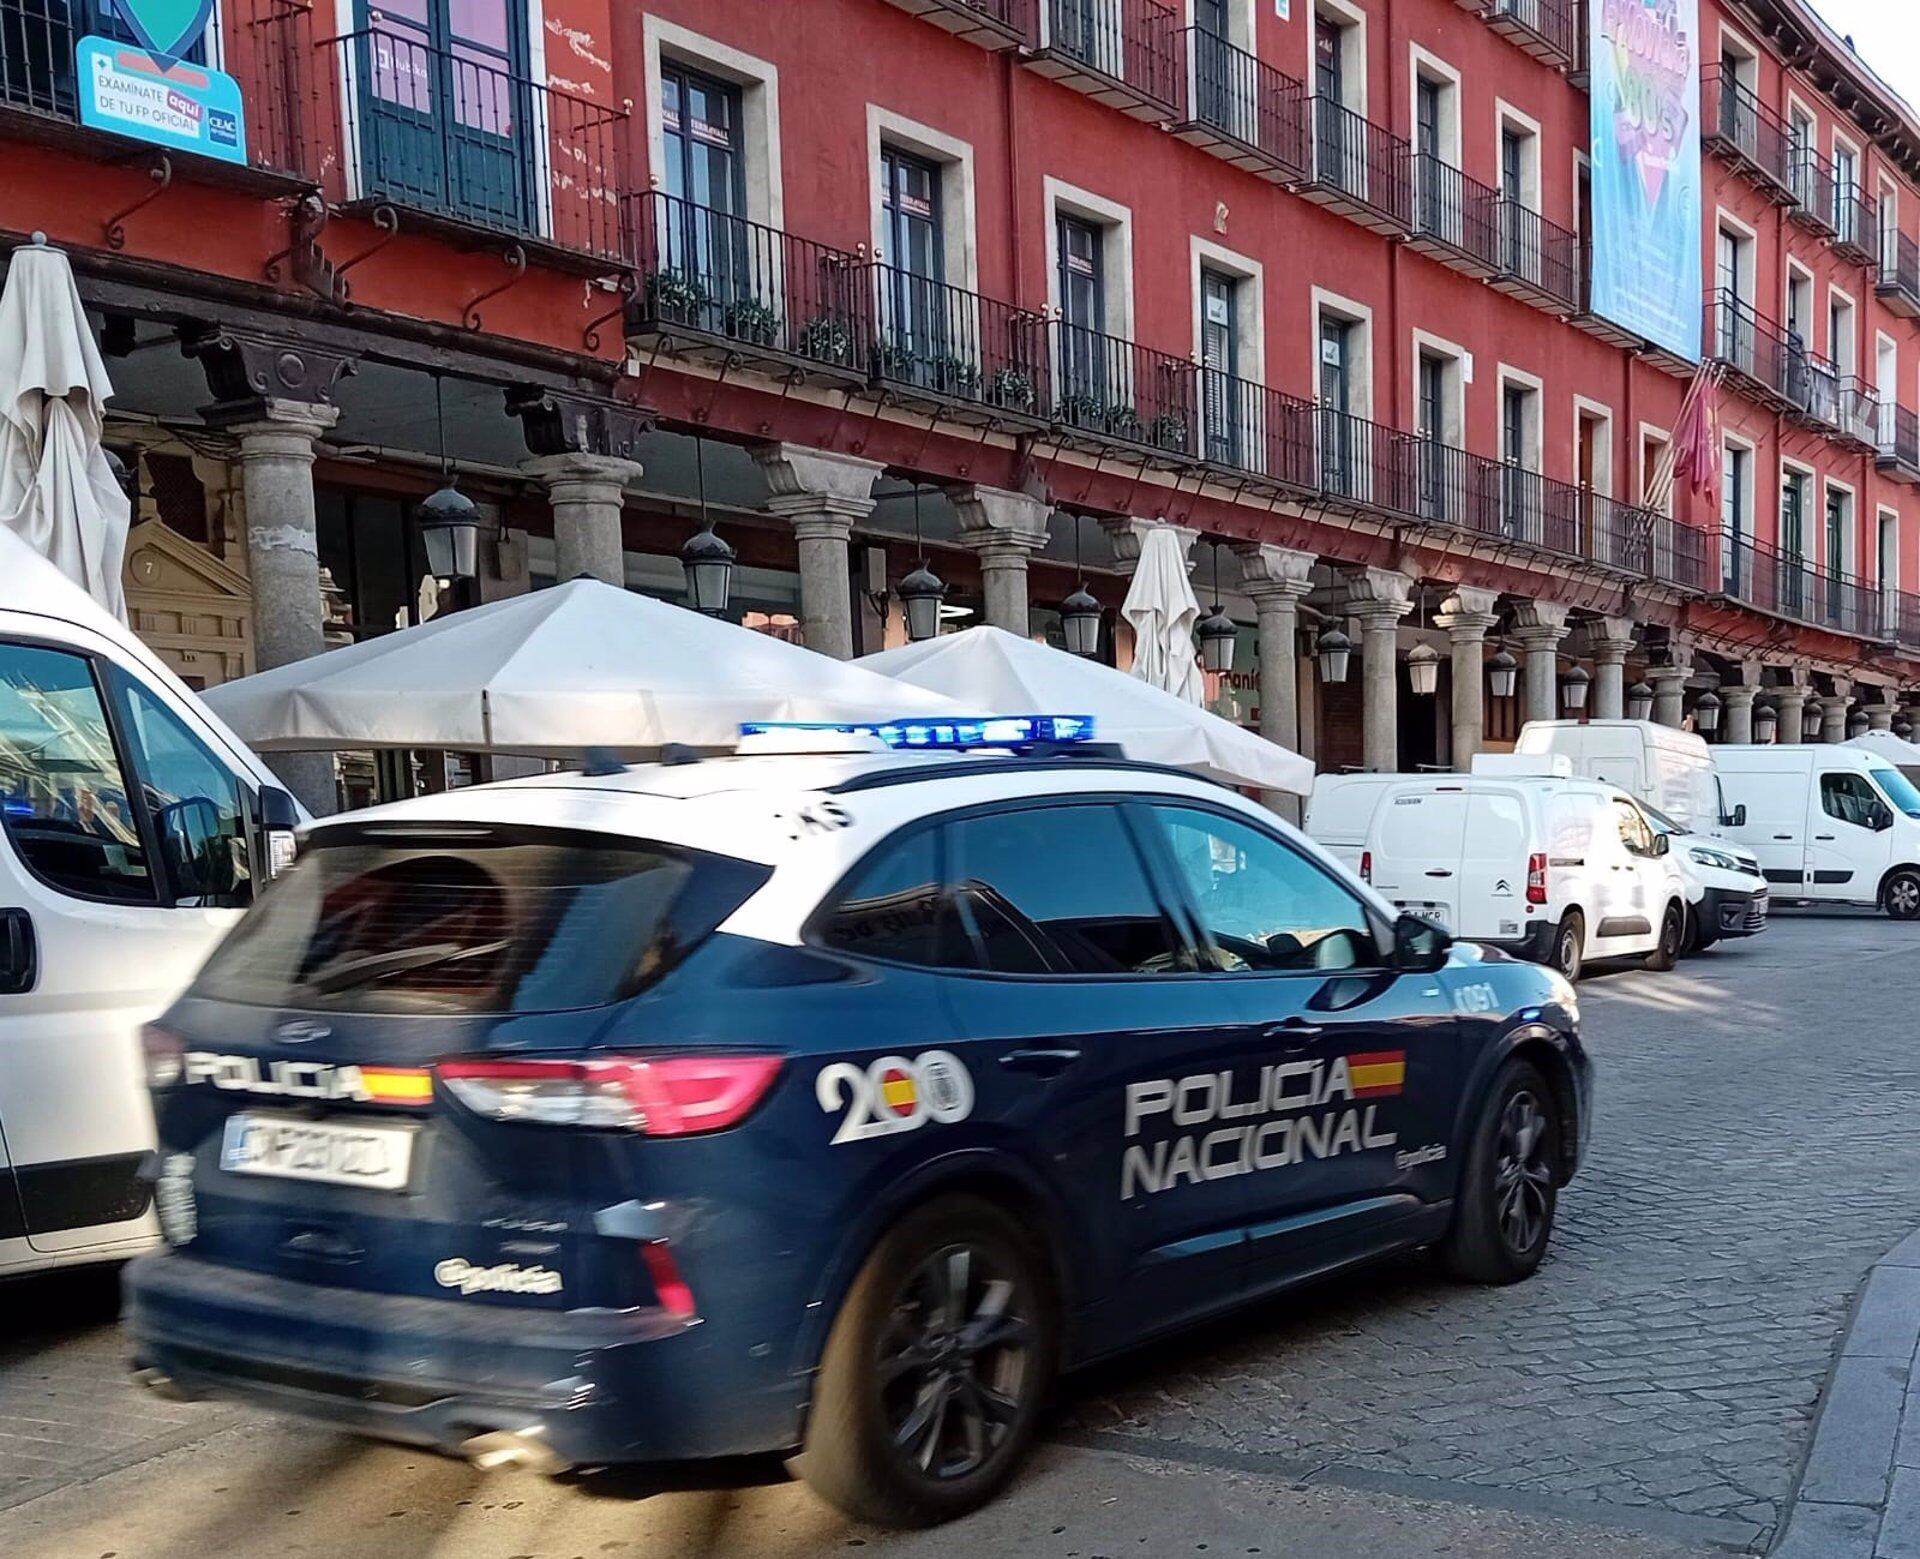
(1588, 0, 1703, 362)
(76, 36, 246, 165)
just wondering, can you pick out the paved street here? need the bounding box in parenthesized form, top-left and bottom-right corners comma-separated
(4, 912, 1917, 1558)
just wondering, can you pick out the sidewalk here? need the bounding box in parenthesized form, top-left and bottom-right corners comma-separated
(1776, 1230, 1920, 1557)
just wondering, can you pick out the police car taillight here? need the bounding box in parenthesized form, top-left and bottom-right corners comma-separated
(1527, 853, 1549, 905)
(437, 1055, 782, 1135)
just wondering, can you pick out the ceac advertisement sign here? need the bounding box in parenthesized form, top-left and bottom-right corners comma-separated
(75, 0, 246, 167)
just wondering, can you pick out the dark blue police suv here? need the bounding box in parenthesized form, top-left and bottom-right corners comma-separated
(127, 736, 1590, 1527)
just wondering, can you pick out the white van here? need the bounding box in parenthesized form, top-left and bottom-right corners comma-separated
(1715, 745, 1920, 917)
(1514, 719, 1736, 836)
(1338, 773, 1689, 980)
(0, 531, 302, 1278)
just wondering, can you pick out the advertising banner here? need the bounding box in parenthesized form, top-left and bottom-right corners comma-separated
(1589, 0, 1703, 362)
(76, 36, 246, 166)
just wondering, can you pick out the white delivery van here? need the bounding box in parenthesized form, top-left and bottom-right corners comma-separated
(1634, 800, 1769, 950)
(0, 531, 302, 1278)
(1301, 772, 1421, 871)
(1349, 774, 1689, 980)
(1514, 719, 1739, 836)
(1715, 745, 1920, 917)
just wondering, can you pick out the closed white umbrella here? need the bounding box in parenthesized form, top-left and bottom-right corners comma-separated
(860, 625, 1314, 794)
(0, 235, 130, 619)
(1121, 524, 1205, 706)
(204, 577, 961, 754)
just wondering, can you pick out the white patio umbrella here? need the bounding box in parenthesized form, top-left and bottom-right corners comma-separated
(0, 235, 130, 619)
(204, 577, 962, 754)
(1121, 524, 1205, 706)
(860, 625, 1314, 794)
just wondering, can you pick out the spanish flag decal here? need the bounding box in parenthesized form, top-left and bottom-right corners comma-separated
(1347, 1051, 1407, 1098)
(359, 1066, 434, 1106)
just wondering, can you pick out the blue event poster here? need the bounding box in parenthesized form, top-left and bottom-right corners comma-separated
(75, 35, 247, 166)
(1588, 0, 1704, 363)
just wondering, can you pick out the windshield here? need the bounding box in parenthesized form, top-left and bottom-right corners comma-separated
(1870, 765, 1920, 819)
(1640, 801, 1681, 836)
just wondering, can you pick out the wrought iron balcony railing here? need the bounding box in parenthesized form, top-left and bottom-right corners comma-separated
(1173, 26, 1308, 182)
(628, 190, 868, 375)
(1494, 199, 1581, 313)
(1706, 290, 1809, 413)
(1300, 97, 1412, 234)
(323, 26, 626, 262)
(1472, 0, 1580, 70)
(1701, 68, 1796, 200)
(877, 0, 1029, 49)
(867, 262, 1049, 421)
(1407, 152, 1503, 276)
(1049, 319, 1198, 455)
(1832, 183, 1878, 264)
(1879, 403, 1920, 485)
(1789, 143, 1838, 236)
(1880, 229, 1920, 319)
(1721, 533, 1881, 640)
(1026, 0, 1180, 120)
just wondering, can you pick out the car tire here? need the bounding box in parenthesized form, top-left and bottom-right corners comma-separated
(796, 1195, 1057, 1528)
(1441, 1059, 1561, 1286)
(1548, 911, 1583, 982)
(1884, 868, 1920, 921)
(1644, 900, 1684, 971)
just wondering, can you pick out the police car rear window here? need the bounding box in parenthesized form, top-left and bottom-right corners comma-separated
(190, 827, 766, 1014)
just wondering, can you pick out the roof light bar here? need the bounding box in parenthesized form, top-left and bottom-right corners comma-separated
(738, 715, 1097, 750)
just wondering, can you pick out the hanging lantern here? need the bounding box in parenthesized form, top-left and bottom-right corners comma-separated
(1849, 710, 1871, 738)
(1754, 703, 1778, 744)
(1061, 584, 1102, 658)
(680, 523, 735, 616)
(1316, 624, 1352, 684)
(1695, 689, 1722, 734)
(1197, 604, 1238, 675)
(1406, 641, 1441, 697)
(1561, 662, 1592, 712)
(1488, 647, 1519, 700)
(1627, 680, 1655, 721)
(418, 482, 480, 581)
(1804, 702, 1823, 739)
(1897, 716, 1915, 741)
(899, 561, 947, 642)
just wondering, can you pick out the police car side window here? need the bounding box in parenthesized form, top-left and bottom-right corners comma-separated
(946, 804, 1181, 977)
(1148, 805, 1376, 973)
(815, 825, 971, 969)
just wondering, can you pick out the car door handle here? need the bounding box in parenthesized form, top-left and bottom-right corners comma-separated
(1000, 1047, 1082, 1077)
(1262, 1018, 1325, 1052)
(1424, 869, 1454, 878)
(1774, 834, 1795, 840)
(0, 908, 35, 995)
(1814, 834, 1835, 841)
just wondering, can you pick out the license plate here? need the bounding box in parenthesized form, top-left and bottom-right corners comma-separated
(221, 1113, 416, 1191)
(1396, 901, 1453, 933)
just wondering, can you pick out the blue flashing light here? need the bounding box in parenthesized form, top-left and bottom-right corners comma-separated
(739, 715, 1097, 750)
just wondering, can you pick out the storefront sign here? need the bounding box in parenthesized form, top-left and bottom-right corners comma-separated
(76, 36, 246, 165)
(1588, 0, 1703, 362)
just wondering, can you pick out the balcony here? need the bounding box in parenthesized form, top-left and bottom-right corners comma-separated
(867, 264, 1050, 426)
(1194, 372, 1317, 491)
(1171, 27, 1308, 183)
(877, 0, 1028, 50)
(1700, 69, 1796, 203)
(1297, 98, 1412, 235)
(0, 0, 312, 184)
(627, 191, 869, 382)
(1879, 230, 1920, 319)
(1047, 320, 1198, 457)
(1705, 290, 1806, 414)
(1023, 0, 1180, 122)
(1406, 153, 1504, 278)
(1458, 0, 1581, 71)
(1832, 184, 1879, 265)
(1789, 145, 1838, 237)
(1879, 404, 1920, 486)
(321, 26, 627, 268)
(1492, 199, 1581, 314)
(1721, 534, 1882, 640)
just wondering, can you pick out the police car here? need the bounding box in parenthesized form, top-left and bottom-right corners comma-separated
(126, 718, 1589, 1527)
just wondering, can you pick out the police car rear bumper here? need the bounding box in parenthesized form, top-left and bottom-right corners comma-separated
(125, 1250, 807, 1466)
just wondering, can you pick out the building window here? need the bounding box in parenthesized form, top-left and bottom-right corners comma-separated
(1880, 509, 1900, 607)
(1319, 312, 1359, 497)
(1199, 268, 1241, 464)
(876, 146, 946, 380)
(662, 62, 744, 213)
(1501, 380, 1539, 537)
(1834, 141, 1859, 241)
(1417, 351, 1449, 517)
(1782, 468, 1808, 614)
(1057, 213, 1106, 405)
(1722, 444, 1749, 593)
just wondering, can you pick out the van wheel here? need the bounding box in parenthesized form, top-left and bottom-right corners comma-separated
(797, 1195, 1056, 1527)
(1644, 901, 1684, 972)
(1885, 869, 1920, 921)
(1548, 912, 1583, 982)
(1441, 1059, 1561, 1285)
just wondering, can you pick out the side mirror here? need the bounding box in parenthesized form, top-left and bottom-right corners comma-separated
(1392, 912, 1452, 974)
(1725, 804, 1747, 829)
(1652, 833, 1671, 857)
(257, 786, 301, 878)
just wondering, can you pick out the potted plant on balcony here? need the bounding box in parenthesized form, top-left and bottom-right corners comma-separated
(1150, 412, 1191, 454)
(987, 366, 1037, 413)
(1056, 389, 1105, 428)
(646, 268, 709, 325)
(722, 297, 781, 346)
(929, 352, 982, 397)
(1104, 404, 1147, 443)
(798, 314, 855, 365)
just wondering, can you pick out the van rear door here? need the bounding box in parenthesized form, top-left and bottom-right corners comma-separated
(1459, 786, 1535, 945)
(1365, 786, 1469, 933)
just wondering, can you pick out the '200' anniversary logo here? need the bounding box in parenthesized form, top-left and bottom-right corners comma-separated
(817, 1051, 974, 1145)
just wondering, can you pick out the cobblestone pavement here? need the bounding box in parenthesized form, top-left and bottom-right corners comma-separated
(1, 913, 1914, 1556)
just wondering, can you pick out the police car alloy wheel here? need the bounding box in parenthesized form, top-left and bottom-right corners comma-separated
(1441, 1060, 1560, 1285)
(798, 1195, 1057, 1527)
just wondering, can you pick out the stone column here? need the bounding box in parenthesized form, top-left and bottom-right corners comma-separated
(1647, 650, 1693, 729)
(1776, 664, 1811, 743)
(1721, 685, 1757, 745)
(1511, 601, 1571, 726)
(1436, 586, 1500, 772)
(1868, 692, 1897, 732)
(520, 452, 640, 587)
(1236, 544, 1317, 815)
(1343, 568, 1414, 773)
(1101, 516, 1199, 575)
(1818, 684, 1853, 744)
(229, 401, 341, 815)
(947, 485, 1052, 635)
(1582, 617, 1637, 721)
(753, 446, 883, 660)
